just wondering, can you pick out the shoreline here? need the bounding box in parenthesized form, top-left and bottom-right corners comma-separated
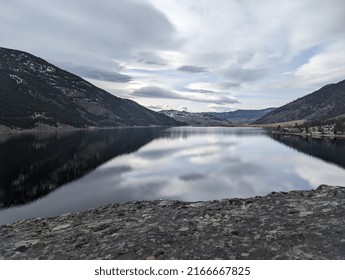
(0, 124, 179, 136)
(271, 131, 345, 139)
(0, 124, 257, 136)
(1, 185, 344, 260)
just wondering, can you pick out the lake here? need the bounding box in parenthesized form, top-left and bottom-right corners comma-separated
(1, 126, 345, 225)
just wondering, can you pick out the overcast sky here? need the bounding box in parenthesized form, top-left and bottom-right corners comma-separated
(1, 0, 345, 112)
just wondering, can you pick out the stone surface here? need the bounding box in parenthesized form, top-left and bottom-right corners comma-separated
(0, 185, 345, 259)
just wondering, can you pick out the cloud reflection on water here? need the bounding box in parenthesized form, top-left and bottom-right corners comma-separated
(1, 127, 345, 225)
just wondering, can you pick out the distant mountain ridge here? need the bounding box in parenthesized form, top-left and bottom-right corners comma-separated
(0, 47, 180, 131)
(160, 108, 275, 125)
(254, 80, 345, 124)
(209, 108, 276, 124)
(160, 110, 232, 126)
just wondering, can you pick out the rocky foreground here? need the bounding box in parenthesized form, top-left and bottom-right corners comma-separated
(1, 185, 345, 260)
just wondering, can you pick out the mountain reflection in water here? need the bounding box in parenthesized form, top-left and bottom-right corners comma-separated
(1, 127, 345, 225)
(271, 134, 345, 169)
(0, 128, 162, 208)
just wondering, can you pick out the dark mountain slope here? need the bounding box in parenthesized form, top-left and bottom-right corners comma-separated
(0, 47, 179, 129)
(254, 80, 345, 124)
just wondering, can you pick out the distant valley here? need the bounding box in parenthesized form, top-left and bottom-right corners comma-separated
(160, 110, 232, 126)
(209, 108, 276, 124)
(160, 108, 275, 126)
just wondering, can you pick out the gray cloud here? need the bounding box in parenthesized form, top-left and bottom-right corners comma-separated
(135, 51, 167, 66)
(179, 173, 205, 181)
(177, 65, 208, 73)
(186, 88, 215, 93)
(233, 51, 255, 65)
(218, 82, 241, 89)
(220, 66, 267, 83)
(132, 86, 179, 99)
(139, 60, 164, 65)
(132, 86, 238, 105)
(0, 0, 180, 73)
(68, 66, 133, 83)
(188, 52, 229, 68)
(85, 71, 132, 83)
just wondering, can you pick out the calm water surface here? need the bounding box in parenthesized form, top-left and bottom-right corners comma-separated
(1, 126, 345, 225)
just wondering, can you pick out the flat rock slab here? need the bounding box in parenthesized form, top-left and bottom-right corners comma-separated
(1, 185, 345, 259)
